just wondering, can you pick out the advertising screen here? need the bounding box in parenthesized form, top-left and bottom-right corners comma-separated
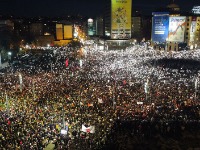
(190, 17, 197, 42)
(168, 16, 186, 42)
(88, 19, 94, 36)
(111, 0, 132, 39)
(152, 12, 169, 42)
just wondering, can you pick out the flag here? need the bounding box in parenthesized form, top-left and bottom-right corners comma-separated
(65, 59, 69, 67)
(137, 102, 143, 105)
(19, 73, 23, 85)
(81, 125, 95, 133)
(80, 59, 83, 68)
(61, 129, 68, 135)
(88, 103, 93, 107)
(195, 78, 198, 90)
(123, 80, 126, 85)
(144, 78, 149, 93)
(19, 73, 23, 92)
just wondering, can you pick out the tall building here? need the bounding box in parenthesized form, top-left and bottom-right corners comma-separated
(111, 0, 132, 39)
(104, 0, 132, 39)
(95, 16, 104, 37)
(185, 16, 200, 49)
(104, 0, 111, 37)
(131, 16, 142, 40)
(151, 11, 188, 51)
(88, 18, 95, 36)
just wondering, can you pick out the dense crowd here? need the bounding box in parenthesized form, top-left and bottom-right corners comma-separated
(0, 45, 200, 150)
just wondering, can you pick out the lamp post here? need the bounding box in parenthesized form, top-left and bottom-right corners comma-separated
(19, 73, 23, 92)
(8, 52, 12, 64)
(0, 51, 2, 68)
(144, 78, 149, 103)
(5, 92, 9, 114)
(195, 77, 198, 101)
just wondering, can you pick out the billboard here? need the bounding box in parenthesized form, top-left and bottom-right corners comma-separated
(111, 0, 132, 39)
(88, 18, 94, 36)
(190, 17, 197, 42)
(168, 16, 186, 42)
(64, 25, 73, 39)
(56, 24, 63, 40)
(192, 6, 200, 15)
(152, 12, 169, 42)
(197, 17, 200, 32)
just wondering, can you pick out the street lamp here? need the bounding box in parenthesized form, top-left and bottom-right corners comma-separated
(8, 52, 12, 64)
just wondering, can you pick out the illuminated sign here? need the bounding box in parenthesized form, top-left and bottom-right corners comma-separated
(190, 17, 197, 42)
(152, 12, 169, 42)
(197, 17, 200, 32)
(111, 0, 132, 39)
(192, 6, 200, 14)
(168, 16, 186, 42)
(88, 18, 94, 36)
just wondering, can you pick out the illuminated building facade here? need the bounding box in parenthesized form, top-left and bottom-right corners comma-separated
(131, 16, 142, 41)
(95, 16, 104, 36)
(111, 0, 132, 39)
(152, 13, 200, 50)
(104, 0, 132, 39)
(185, 16, 200, 49)
(88, 18, 95, 36)
(55, 23, 73, 46)
(56, 24, 63, 40)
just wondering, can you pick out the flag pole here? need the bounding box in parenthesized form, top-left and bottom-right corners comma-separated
(5, 91, 9, 114)
(19, 73, 23, 92)
(195, 77, 198, 101)
(32, 80, 35, 101)
(144, 78, 149, 103)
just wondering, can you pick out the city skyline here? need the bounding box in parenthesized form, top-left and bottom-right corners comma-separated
(0, 0, 198, 17)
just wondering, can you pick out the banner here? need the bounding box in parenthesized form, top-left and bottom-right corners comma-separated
(81, 125, 95, 133)
(168, 16, 186, 42)
(111, 0, 132, 39)
(61, 129, 68, 135)
(144, 79, 149, 94)
(152, 12, 169, 42)
(190, 17, 197, 42)
(65, 59, 69, 67)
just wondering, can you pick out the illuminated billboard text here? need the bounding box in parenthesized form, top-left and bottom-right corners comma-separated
(152, 13, 169, 42)
(111, 0, 132, 39)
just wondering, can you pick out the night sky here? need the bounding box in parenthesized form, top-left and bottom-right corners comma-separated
(0, 0, 198, 17)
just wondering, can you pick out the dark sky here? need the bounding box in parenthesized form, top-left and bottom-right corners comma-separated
(0, 0, 198, 17)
